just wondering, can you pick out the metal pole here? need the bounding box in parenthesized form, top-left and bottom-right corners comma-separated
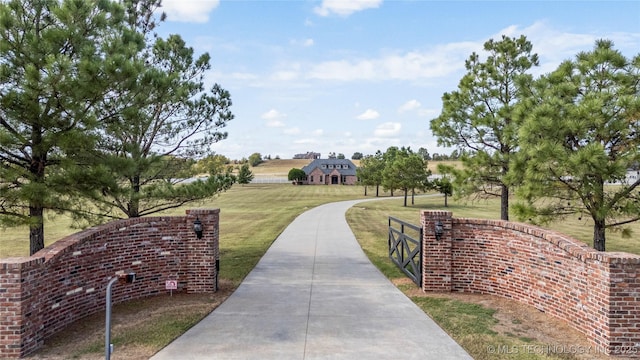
(215, 259, 219, 291)
(105, 277, 118, 360)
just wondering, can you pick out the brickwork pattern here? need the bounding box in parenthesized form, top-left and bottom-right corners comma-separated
(421, 210, 640, 357)
(0, 209, 219, 358)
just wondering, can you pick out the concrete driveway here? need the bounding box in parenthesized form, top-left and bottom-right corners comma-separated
(151, 198, 472, 360)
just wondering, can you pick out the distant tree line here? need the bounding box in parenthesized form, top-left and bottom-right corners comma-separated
(352, 149, 465, 161)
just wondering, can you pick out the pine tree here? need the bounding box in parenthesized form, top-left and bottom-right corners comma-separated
(74, 0, 235, 221)
(430, 35, 539, 220)
(237, 164, 254, 185)
(514, 40, 640, 251)
(0, 0, 143, 254)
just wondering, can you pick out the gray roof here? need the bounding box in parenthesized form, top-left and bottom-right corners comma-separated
(301, 159, 357, 176)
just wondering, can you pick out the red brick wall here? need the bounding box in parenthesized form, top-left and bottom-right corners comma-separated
(0, 209, 219, 358)
(421, 210, 640, 357)
(342, 175, 357, 185)
(307, 168, 325, 185)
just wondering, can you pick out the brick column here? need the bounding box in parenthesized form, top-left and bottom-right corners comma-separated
(421, 210, 453, 292)
(185, 209, 220, 293)
(604, 255, 640, 356)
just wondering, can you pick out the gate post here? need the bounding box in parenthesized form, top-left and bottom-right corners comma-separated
(421, 210, 453, 292)
(185, 209, 220, 293)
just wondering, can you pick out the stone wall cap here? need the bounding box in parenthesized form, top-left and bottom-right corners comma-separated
(186, 208, 220, 215)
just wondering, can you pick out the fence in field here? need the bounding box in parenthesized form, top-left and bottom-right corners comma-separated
(251, 176, 290, 184)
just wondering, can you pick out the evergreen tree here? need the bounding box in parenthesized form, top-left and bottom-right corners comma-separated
(514, 40, 640, 251)
(76, 0, 234, 221)
(430, 35, 539, 220)
(237, 163, 254, 185)
(0, 0, 143, 254)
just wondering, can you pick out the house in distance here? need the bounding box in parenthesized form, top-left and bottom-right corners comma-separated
(293, 151, 321, 159)
(301, 158, 357, 185)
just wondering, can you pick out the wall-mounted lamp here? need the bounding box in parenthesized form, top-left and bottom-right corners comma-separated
(193, 217, 203, 239)
(434, 221, 444, 240)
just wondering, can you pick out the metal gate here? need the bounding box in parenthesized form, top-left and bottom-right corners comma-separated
(388, 217, 423, 286)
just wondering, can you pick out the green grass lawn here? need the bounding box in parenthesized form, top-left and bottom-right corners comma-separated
(347, 194, 640, 255)
(0, 184, 373, 269)
(2, 184, 638, 259)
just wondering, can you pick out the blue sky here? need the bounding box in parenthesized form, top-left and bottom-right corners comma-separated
(155, 0, 640, 161)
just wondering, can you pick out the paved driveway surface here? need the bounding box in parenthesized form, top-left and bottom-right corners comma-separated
(151, 198, 472, 360)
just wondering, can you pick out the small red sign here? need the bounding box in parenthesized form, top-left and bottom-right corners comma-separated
(165, 280, 177, 290)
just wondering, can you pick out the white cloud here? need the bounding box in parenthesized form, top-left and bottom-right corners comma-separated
(283, 127, 301, 135)
(356, 109, 380, 120)
(312, 129, 324, 136)
(229, 72, 258, 80)
(304, 21, 636, 83)
(294, 138, 320, 145)
(490, 21, 640, 76)
(314, 0, 383, 17)
(267, 120, 285, 128)
(418, 108, 440, 118)
(307, 42, 476, 81)
(308, 59, 375, 81)
(261, 109, 286, 120)
(291, 38, 315, 47)
(374, 122, 401, 137)
(159, 0, 220, 23)
(271, 70, 300, 81)
(398, 100, 421, 113)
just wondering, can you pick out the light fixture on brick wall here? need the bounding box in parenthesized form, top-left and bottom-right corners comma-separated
(434, 221, 444, 240)
(193, 217, 203, 239)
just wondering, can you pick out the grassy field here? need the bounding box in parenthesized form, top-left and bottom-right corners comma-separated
(249, 158, 454, 176)
(250, 158, 313, 175)
(2, 182, 638, 258)
(5, 183, 639, 359)
(347, 193, 640, 256)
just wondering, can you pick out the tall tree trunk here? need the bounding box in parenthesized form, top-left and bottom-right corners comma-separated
(128, 175, 141, 217)
(411, 188, 415, 205)
(29, 127, 46, 255)
(444, 194, 448, 207)
(376, 184, 379, 197)
(403, 188, 408, 207)
(364, 185, 367, 196)
(500, 184, 509, 220)
(593, 218, 606, 251)
(29, 206, 44, 256)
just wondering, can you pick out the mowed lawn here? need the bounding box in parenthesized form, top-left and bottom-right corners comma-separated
(0, 184, 370, 263)
(2, 182, 638, 260)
